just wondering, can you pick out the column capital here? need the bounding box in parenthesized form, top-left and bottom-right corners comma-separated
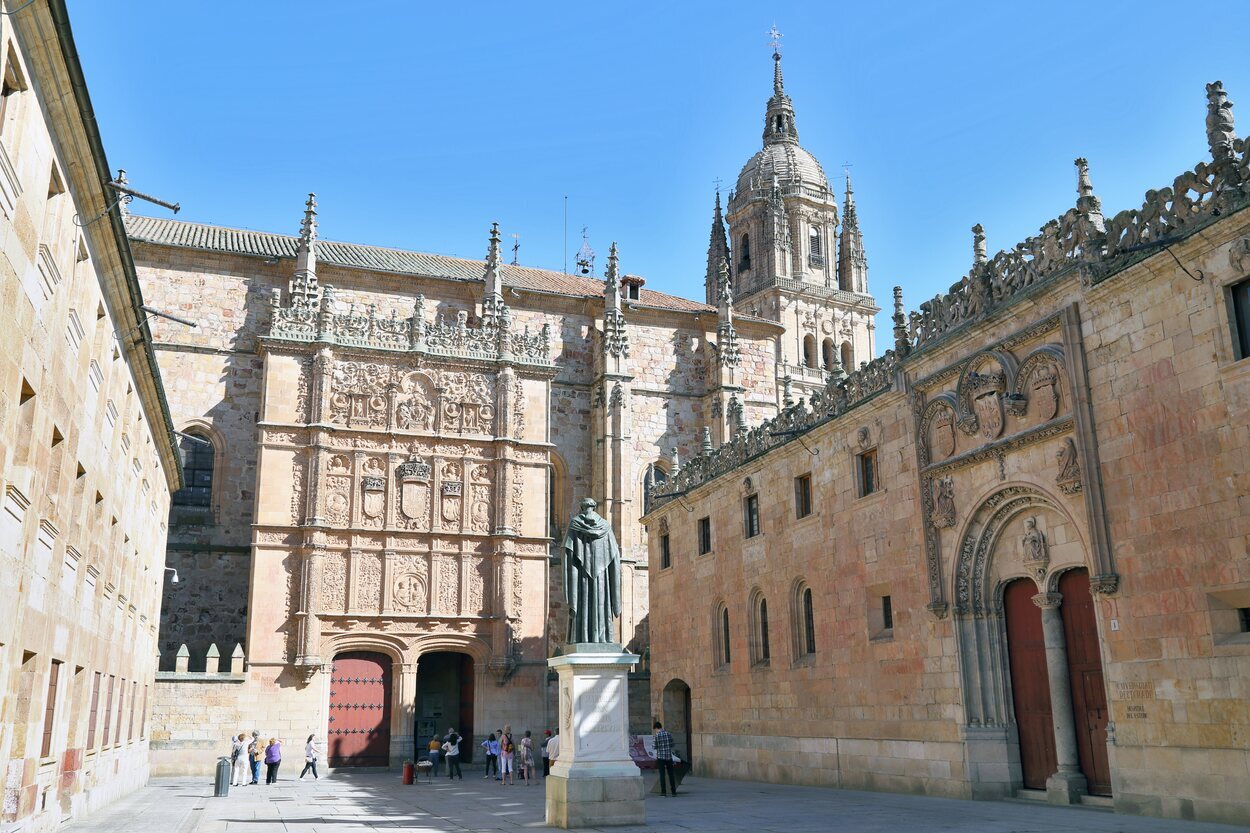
(1032, 591, 1062, 610)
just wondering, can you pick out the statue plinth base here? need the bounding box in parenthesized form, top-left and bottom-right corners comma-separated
(546, 644, 645, 828)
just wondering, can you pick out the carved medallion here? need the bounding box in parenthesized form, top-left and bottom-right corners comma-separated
(393, 573, 426, 610)
(1031, 364, 1060, 421)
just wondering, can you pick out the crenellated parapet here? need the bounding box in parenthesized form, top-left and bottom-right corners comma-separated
(908, 81, 1249, 351)
(268, 286, 553, 366)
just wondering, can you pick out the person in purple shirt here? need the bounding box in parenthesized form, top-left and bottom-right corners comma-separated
(264, 737, 283, 784)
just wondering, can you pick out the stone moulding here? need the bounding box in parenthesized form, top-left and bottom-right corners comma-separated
(266, 287, 554, 367)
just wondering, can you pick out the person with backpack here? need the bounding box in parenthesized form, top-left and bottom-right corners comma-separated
(442, 731, 463, 779)
(499, 725, 515, 785)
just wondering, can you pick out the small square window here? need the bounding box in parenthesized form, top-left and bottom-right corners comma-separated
(697, 517, 712, 555)
(1232, 277, 1250, 360)
(858, 449, 879, 497)
(659, 533, 671, 569)
(743, 494, 761, 538)
(794, 474, 812, 519)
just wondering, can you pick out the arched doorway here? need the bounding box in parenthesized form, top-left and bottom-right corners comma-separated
(415, 652, 475, 763)
(1003, 579, 1055, 789)
(327, 651, 392, 767)
(661, 678, 692, 767)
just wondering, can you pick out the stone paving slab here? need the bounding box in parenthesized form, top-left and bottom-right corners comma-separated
(60, 769, 1250, 833)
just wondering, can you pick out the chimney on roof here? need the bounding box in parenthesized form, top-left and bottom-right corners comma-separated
(621, 274, 644, 301)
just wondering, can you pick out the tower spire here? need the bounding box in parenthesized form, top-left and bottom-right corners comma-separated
(290, 193, 320, 307)
(762, 26, 798, 146)
(481, 222, 509, 326)
(705, 189, 731, 305)
(838, 172, 868, 294)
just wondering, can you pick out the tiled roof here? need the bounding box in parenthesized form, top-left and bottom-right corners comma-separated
(124, 215, 714, 314)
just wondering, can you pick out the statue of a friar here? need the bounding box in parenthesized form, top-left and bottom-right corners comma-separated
(562, 498, 622, 644)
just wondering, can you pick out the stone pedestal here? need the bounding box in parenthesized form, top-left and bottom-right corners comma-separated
(546, 645, 645, 828)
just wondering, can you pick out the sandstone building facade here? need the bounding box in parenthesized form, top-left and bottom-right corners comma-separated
(134, 51, 878, 774)
(646, 82, 1250, 826)
(0, 3, 181, 830)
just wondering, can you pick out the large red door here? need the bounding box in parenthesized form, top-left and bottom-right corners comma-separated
(327, 652, 392, 767)
(1004, 579, 1057, 790)
(1059, 569, 1112, 796)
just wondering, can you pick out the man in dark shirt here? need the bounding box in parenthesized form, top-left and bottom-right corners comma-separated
(653, 720, 677, 796)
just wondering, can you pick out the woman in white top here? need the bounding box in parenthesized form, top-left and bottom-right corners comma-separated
(300, 734, 320, 780)
(230, 733, 249, 786)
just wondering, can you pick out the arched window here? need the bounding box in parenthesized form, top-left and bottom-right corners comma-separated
(172, 431, 213, 507)
(821, 338, 835, 371)
(803, 334, 818, 369)
(841, 342, 854, 374)
(809, 227, 824, 267)
(642, 462, 669, 517)
(748, 589, 771, 666)
(714, 603, 731, 667)
(792, 581, 817, 659)
(549, 452, 570, 538)
(739, 233, 751, 271)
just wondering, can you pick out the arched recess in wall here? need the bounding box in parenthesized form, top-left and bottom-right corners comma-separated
(803, 334, 818, 369)
(172, 420, 224, 515)
(747, 587, 771, 666)
(790, 578, 816, 660)
(549, 451, 570, 539)
(712, 600, 731, 668)
(821, 338, 835, 371)
(840, 342, 854, 374)
(739, 233, 751, 270)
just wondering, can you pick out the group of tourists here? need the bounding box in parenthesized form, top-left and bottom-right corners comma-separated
(423, 725, 558, 785)
(228, 731, 321, 786)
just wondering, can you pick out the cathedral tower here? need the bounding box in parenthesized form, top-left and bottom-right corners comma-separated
(722, 41, 878, 399)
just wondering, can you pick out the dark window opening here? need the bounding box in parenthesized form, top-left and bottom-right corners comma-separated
(721, 607, 731, 665)
(882, 595, 894, 631)
(744, 494, 761, 538)
(698, 516, 712, 555)
(759, 599, 771, 662)
(803, 588, 816, 655)
(40, 661, 60, 758)
(794, 474, 812, 519)
(1232, 277, 1250, 360)
(660, 533, 671, 569)
(1239, 607, 1250, 633)
(859, 449, 878, 497)
(172, 432, 214, 507)
(739, 234, 751, 271)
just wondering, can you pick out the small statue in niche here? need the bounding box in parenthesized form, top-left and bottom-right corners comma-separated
(1021, 517, 1049, 579)
(933, 477, 956, 528)
(1055, 437, 1083, 494)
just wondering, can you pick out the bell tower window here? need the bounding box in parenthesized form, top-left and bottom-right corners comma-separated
(739, 234, 751, 271)
(809, 227, 824, 267)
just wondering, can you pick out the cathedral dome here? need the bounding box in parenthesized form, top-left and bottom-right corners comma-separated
(734, 142, 829, 198)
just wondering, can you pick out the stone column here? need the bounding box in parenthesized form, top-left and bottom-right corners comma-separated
(392, 661, 417, 767)
(1032, 591, 1087, 804)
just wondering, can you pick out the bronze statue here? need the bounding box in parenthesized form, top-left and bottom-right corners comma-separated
(563, 498, 622, 644)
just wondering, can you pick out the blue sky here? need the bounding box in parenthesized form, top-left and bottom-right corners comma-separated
(68, 2, 1247, 346)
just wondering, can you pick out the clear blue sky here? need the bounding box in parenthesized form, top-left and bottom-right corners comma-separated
(68, 1, 1247, 347)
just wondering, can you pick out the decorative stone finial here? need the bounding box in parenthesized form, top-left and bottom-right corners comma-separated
(299, 193, 318, 244)
(290, 192, 321, 306)
(717, 258, 733, 307)
(893, 285, 911, 356)
(1206, 81, 1236, 161)
(782, 374, 794, 408)
(605, 242, 620, 289)
(705, 189, 731, 305)
(972, 224, 987, 266)
(669, 447, 681, 477)
(701, 426, 714, 455)
(839, 172, 868, 294)
(486, 222, 502, 275)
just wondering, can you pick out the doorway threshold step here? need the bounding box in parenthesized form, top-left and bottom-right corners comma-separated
(1080, 794, 1114, 810)
(1012, 789, 1047, 802)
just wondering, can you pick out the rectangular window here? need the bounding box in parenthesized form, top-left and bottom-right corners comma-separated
(114, 678, 125, 745)
(140, 685, 148, 739)
(40, 661, 61, 758)
(794, 474, 812, 519)
(858, 449, 878, 497)
(1240, 607, 1250, 633)
(744, 494, 761, 538)
(1232, 277, 1250, 360)
(128, 680, 137, 742)
(882, 595, 894, 630)
(697, 517, 712, 555)
(86, 671, 100, 749)
(101, 675, 114, 747)
(659, 532, 671, 569)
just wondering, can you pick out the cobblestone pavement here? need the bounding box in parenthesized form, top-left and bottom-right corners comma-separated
(61, 769, 1247, 833)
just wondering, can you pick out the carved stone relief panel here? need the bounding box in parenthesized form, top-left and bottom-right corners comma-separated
(329, 361, 393, 428)
(1055, 437, 1083, 494)
(468, 559, 490, 615)
(438, 371, 496, 435)
(391, 552, 428, 613)
(394, 370, 436, 432)
(290, 456, 306, 524)
(321, 551, 348, 613)
(355, 551, 384, 611)
(325, 454, 353, 527)
(440, 461, 464, 529)
(395, 451, 432, 531)
(930, 405, 955, 462)
(436, 556, 459, 615)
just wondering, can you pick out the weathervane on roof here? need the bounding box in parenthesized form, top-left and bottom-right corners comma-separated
(768, 24, 783, 56)
(575, 227, 596, 276)
(510, 233, 520, 266)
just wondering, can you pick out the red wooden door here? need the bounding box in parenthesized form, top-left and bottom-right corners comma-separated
(1004, 579, 1057, 790)
(1059, 569, 1112, 796)
(327, 652, 392, 767)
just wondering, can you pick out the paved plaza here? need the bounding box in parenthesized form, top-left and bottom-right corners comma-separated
(61, 769, 1247, 833)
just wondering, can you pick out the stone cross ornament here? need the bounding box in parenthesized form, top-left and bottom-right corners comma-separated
(562, 498, 622, 644)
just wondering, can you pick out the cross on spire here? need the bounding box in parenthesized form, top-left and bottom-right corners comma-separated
(768, 24, 783, 55)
